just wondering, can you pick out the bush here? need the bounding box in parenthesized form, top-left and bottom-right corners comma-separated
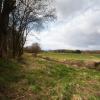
(24, 43, 41, 56)
(75, 50, 81, 54)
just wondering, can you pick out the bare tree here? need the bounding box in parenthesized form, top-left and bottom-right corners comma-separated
(31, 43, 41, 57)
(10, 0, 56, 58)
(24, 43, 41, 57)
(0, 0, 56, 58)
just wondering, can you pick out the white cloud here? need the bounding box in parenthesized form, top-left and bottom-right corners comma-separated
(26, 0, 100, 50)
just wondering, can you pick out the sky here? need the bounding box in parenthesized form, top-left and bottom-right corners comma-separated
(26, 0, 100, 50)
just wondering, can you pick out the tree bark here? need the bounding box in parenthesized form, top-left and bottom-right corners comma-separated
(0, 0, 16, 58)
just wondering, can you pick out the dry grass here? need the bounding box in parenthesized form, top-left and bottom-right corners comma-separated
(0, 53, 100, 100)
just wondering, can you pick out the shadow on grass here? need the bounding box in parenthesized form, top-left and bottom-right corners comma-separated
(0, 59, 23, 99)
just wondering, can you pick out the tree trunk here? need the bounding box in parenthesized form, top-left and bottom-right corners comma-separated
(0, 0, 16, 58)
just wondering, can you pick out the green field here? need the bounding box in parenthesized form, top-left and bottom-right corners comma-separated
(40, 52, 100, 61)
(0, 53, 100, 100)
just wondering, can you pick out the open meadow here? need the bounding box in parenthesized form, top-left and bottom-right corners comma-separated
(40, 52, 100, 61)
(0, 0, 100, 100)
(0, 52, 100, 100)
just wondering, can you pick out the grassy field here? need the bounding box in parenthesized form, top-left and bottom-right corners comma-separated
(0, 53, 100, 100)
(40, 52, 100, 61)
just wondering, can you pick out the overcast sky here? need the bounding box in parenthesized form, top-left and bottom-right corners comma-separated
(26, 0, 100, 50)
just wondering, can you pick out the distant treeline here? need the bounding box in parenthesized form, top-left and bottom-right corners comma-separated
(43, 49, 100, 54)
